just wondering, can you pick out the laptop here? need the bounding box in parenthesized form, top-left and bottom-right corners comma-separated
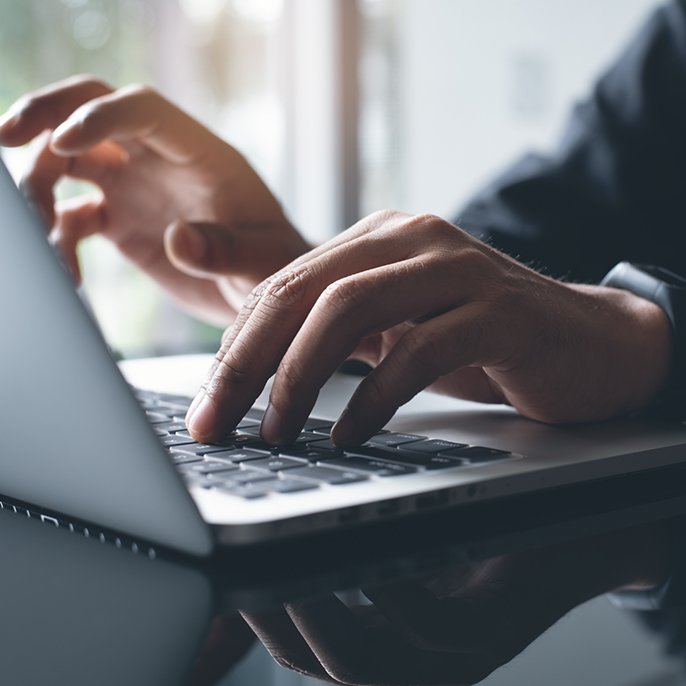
(3, 155, 686, 559)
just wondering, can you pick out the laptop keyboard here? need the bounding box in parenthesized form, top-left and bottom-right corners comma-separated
(135, 388, 517, 501)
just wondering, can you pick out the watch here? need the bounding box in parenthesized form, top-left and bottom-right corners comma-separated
(600, 261, 686, 403)
(601, 262, 686, 610)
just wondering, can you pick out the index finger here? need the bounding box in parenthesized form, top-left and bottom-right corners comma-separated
(49, 85, 229, 165)
(0, 75, 113, 147)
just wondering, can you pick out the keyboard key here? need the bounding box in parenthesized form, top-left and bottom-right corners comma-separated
(209, 448, 272, 462)
(286, 466, 369, 484)
(438, 446, 513, 463)
(181, 461, 240, 475)
(160, 434, 196, 447)
(156, 420, 188, 433)
(173, 442, 248, 455)
(146, 411, 174, 423)
(134, 389, 158, 401)
(153, 427, 169, 436)
(180, 472, 231, 488)
(280, 448, 341, 462)
(297, 432, 332, 444)
(245, 440, 301, 452)
(247, 456, 308, 472)
(243, 429, 332, 446)
(395, 454, 465, 470)
(235, 425, 262, 437)
(245, 478, 320, 494)
(302, 418, 335, 434)
(306, 439, 340, 451)
(226, 469, 276, 484)
(367, 432, 427, 447)
(346, 444, 465, 471)
(168, 451, 203, 465)
(157, 402, 191, 415)
(403, 439, 468, 454)
(321, 455, 417, 476)
(210, 483, 267, 499)
(218, 434, 263, 448)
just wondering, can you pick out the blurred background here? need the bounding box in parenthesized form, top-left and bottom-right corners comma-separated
(0, 0, 664, 359)
(4, 2, 686, 685)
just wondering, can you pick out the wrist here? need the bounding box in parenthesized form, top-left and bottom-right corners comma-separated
(569, 283, 673, 419)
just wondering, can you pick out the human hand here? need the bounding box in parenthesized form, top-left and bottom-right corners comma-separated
(0, 75, 309, 326)
(185, 210, 672, 444)
(240, 522, 670, 685)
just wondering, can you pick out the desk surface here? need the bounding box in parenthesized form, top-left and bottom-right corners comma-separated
(1, 354, 685, 685)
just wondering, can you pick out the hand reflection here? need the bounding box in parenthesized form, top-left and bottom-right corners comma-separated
(238, 524, 669, 685)
(188, 611, 255, 686)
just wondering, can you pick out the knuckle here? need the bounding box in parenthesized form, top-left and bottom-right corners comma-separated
(116, 84, 167, 121)
(72, 74, 109, 89)
(406, 212, 442, 235)
(120, 83, 159, 101)
(319, 277, 366, 320)
(385, 212, 465, 249)
(261, 266, 317, 312)
(368, 208, 404, 225)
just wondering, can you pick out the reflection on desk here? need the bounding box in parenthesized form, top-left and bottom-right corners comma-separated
(0, 505, 213, 686)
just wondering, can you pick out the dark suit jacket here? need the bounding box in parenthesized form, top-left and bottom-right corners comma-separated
(456, 0, 686, 284)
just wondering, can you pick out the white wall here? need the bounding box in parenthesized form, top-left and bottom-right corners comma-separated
(394, 0, 663, 219)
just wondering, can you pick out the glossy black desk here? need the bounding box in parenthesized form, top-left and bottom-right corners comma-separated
(3, 455, 686, 686)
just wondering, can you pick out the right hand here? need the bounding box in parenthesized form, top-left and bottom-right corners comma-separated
(0, 75, 310, 326)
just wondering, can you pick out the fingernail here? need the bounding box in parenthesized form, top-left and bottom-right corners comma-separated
(261, 403, 283, 445)
(188, 394, 216, 438)
(177, 223, 208, 265)
(185, 391, 204, 424)
(332, 408, 354, 446)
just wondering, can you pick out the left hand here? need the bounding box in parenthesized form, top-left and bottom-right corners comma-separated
(185, 210, 671, 445)
(0, 76, 310, 326)
(240, 522, 670, 686)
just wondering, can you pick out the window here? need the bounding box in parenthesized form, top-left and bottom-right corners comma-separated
(0, 0, 662, 359)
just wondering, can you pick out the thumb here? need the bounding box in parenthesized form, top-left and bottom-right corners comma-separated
(164, 221, 242, 279)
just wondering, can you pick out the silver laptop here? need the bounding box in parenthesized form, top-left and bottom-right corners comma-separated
(3, 156, 686, 558)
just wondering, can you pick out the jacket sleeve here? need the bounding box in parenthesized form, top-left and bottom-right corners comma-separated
(456, 0, 686, 284)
